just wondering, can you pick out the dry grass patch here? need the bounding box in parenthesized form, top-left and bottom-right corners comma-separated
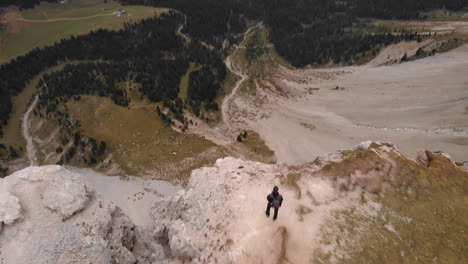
(178, 63, 201, 100)
(315, 150, 468, 263)
(65, 96, 217, 178)
(321, 149, 385, 180)
(235, 130, 276, 164)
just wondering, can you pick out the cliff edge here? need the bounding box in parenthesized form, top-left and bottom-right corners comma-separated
(1, 142, 466, 263)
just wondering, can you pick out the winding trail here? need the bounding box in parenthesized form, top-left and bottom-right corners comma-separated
(222, 23, 262, 130)
(176, 24, 190, 43)
(22, 96, 38, 166)
(175, 12, 190, 43)
(222, 52, 247, 129)
(184, 23, 262, 143)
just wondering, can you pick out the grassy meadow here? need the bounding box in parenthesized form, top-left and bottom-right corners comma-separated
(0, 0, 166, 63)
(64, 96, 219, 179)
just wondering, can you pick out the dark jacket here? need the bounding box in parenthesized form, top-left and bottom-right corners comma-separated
(267, 192, 283, 208)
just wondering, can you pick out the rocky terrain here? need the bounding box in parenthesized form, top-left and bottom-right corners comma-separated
(245, 43, 468, 164)
(0, 166, 137, 263)
(1, 141, 466, 263)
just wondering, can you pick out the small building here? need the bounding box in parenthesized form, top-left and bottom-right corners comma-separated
(116, 9, 126, 17)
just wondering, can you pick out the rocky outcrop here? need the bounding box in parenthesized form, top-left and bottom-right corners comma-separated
(1, 142, 466, 263)
(416, 149, 430, 166)
(416, 149, 456, 167)
(0, 191, 22, 224)
(0, 166, 137, 264)
(40, 168, 91, 220)
(143, 142, 390, 263)
(144, 141, 467, 263)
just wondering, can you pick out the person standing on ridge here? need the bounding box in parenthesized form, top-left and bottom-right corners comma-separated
(266, 186, 283, 221)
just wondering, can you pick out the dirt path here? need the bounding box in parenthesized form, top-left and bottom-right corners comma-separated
(176, 24, 190, 43)
(222, 52, 248, 129)
(185, 23, 261, 143)
(176, 14, 190, 43)
(22, 96, 38, 166)
(222, 23, 262, 129)
(15, 13, 114, 23)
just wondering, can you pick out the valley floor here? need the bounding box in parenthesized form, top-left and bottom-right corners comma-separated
(245, 44, 468, 163)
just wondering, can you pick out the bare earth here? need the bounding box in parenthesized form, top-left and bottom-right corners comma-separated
(248, 44, 468, 163)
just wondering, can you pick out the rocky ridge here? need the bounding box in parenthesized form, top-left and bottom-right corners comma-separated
(0, 141, 466, 263)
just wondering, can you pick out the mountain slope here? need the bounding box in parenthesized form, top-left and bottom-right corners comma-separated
(1, 141, 466, 263)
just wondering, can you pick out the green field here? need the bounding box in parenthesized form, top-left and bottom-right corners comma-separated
(178, 63, 201, 100)
(0, 0, 166, 63)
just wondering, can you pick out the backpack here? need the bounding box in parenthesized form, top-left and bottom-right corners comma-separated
(272, 199, 281, 209)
